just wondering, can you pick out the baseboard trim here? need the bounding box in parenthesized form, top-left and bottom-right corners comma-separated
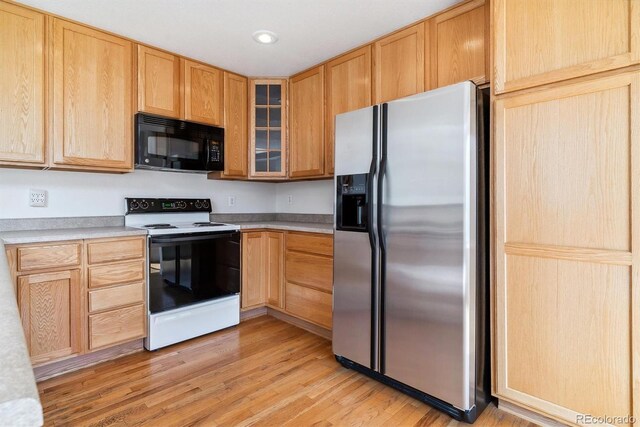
(240, 306, 268, 321)
(498, 399, 568, 427)
(34, 339, 144, 382)
(267, 307, 331, 340)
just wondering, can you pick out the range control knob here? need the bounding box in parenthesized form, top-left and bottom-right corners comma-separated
(130, 201, 139, 210)
(140, 201, 149, 210)
(177, 201, 186, 209)
(195, 201, 202, 208)
(203, 200, 210, 209)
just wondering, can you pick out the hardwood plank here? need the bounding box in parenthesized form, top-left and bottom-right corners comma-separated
(38, 317, 533, 426)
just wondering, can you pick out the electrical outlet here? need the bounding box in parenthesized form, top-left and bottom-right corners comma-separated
(29, 189, 47, 207)
(228, 195, 236, 207)
(287, 195, 293, 205)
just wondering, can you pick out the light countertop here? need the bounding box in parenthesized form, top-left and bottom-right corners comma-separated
(234, 221, 333, 234)
(0, 226, 147, 245)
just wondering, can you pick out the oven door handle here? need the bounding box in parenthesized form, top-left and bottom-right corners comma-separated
(150, 232, 238, 244)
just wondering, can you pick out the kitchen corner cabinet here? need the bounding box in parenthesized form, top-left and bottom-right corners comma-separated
(374, 23, 425, 104)
(289, 66, 325, 178)
(493, 0, 640, 94)
(222, 72, 248, 178)
(241, 232, 266, 308)
(0, 2, 45, 167)
(249, 79, 287, 179)
(183, 59, 224, 126)
(495, 71, 640, 424)
(137, 45, 181, 118)
(7, 236, 147, 367)
(325, 46, 372, 176)
(428, 0, 488, 89)
(49, 18, 134, 172)
(265, 232, 284, 308)
(241, 231, 284, 309)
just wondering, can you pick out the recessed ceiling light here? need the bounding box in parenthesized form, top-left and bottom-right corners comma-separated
(252, 30, 278, 45)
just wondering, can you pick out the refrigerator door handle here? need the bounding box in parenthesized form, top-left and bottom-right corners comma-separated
(377, 103, 388, 373)
(368, 105, 379, 370)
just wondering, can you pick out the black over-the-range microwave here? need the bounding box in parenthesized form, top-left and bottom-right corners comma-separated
(135, 113, 224, 173)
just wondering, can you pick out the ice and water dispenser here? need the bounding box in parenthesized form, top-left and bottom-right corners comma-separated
(336, 174, 369, 232)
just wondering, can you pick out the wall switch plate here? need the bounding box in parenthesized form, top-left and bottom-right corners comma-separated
(228, 195, 236, 207)
(287, 195, 293, 205)
(29, 189, 47, 207)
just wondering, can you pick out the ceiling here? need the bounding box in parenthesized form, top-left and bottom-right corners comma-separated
(17, 0, 459, 76)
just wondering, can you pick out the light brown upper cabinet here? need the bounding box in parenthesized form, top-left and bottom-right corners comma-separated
(182, 59, 224, 126)
(0, 3, 45, 167)
(374, 23, 425, 103)
(429, 0, 488, 89)
(249, 79, 287, 179)
(495, 71, 640, 424)
(137, 45, 181, 118)
(494, 0, 640, 94)
(49, 18, 133, 172)
(325, 46, 372, 176)
(222, 72, 248, 178)
(289, 66, 325, 178)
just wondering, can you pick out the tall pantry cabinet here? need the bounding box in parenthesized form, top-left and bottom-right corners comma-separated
(493, 0, 640, 425)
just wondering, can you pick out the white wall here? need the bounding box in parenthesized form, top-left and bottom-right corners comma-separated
(275, 180, 334, 214)
(0, 169, 277, 219)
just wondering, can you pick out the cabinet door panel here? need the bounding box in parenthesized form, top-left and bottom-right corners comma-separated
(0, 3, 45, 165)
(18, 270, 82, 365)
(241, 232, 265, 308)
(289, 66, 325, 178)
(494, 0, 640, 93)
(495, 71, 640, 424)
(50, 18, 133, 171)
(137, 45, 180, 117)
(429, 0, 487, 88)
(266, 232, 284, 308)
(183, 59, 223, 126)
(374, 23, 425, 103)
(223, 72, 248, 178)
(325, 46, 372, 176)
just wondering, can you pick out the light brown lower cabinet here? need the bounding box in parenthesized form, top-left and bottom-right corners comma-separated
(241, 231, 284, 309)
(494, 70, 640, 424)
(7, 235, 147, 367)
(241, 230, 333, 330)
(18, 269, 82, 365)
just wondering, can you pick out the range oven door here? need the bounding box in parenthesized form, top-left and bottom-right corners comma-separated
(135, 113, 224, 172)
(148, 231, 240, 314)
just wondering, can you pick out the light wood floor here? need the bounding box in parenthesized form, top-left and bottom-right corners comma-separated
(38, 316, 534, 426)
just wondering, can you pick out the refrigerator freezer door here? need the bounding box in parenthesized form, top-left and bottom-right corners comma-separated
(333, 106, 377, 369)
(381, 82, 476, 410)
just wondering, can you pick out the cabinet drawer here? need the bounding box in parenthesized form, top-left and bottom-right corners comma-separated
(286, 232, 333, 256)
(285, 282, 332, 329)
(89, 282, 144, 313)
(89, 304, 145, 350)
(88, 259, 145, 288)
(285, 250, 333, 292)
(87, 237, 145, 264)
(17, 243, 81, 272)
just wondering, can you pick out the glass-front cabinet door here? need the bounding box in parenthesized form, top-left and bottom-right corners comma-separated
(250, 79, 287, 178)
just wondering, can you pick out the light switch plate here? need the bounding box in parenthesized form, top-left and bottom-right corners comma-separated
(228, 195, 236, 207)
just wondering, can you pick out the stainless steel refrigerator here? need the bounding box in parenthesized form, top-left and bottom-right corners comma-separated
(333, 81, 490, 423)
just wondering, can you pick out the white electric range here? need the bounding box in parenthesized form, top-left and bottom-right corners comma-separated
(125, 197, 241, 350)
